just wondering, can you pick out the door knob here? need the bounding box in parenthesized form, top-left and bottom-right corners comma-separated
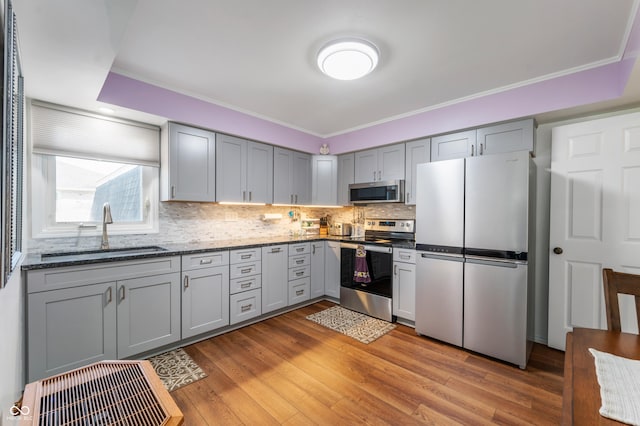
(553, 247, 563, 255)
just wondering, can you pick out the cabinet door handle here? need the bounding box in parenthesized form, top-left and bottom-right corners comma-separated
(373, 171, 376, 181)
(171, 185, 176, 199)
(296, 289, 304, 296)
(200, 258, 213, 265)
(243, 191, 246, 201)
(184, 275, 189, 289)
(106, 287, 112, 304)
(312, 245, 316, 255)
(394, 265, 398, 276)
(120, 285, 126, 301)
(295, 194, 298, 204)
(291, 194, 294, 204)
(479, 143, 484, 155)
(249, 191, 252, 201)
(471, 145, 475, 156)
(241, 304, 252, 312)
(378, 170, 381, 180)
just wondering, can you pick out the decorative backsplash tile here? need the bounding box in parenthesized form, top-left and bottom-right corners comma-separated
(26, 202, 416, 253)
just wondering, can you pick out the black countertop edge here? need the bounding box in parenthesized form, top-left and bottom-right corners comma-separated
(22, 236, 417, 270)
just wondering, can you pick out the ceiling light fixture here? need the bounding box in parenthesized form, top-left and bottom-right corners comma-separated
(317, 38, 379, 81)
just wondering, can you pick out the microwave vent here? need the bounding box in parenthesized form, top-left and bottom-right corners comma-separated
(22, 360, 183, 425)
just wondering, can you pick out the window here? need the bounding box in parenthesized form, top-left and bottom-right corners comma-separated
(32, 155, 158, 237)
(1, 0, 24, 287)
(29, 101, 161, 239)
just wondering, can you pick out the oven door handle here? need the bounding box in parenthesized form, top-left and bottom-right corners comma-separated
(340, 243, 393, 254)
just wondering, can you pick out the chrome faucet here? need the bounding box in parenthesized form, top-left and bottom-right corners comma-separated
(101, 202, 113, 250)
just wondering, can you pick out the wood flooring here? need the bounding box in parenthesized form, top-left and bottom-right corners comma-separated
(172, 300, 565, 425)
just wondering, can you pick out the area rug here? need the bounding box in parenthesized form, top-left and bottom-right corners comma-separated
(306, 306, 396, 344)
(148, 348, 207, 392)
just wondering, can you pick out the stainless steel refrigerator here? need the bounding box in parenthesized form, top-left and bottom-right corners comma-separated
(415, 150, 534, 368)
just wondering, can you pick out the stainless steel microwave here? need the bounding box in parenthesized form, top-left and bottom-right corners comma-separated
(349, 180, 405, 204)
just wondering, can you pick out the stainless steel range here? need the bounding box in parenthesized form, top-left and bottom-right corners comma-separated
(340, 219, 415, 322)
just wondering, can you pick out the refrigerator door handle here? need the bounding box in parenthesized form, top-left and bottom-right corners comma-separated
(419, 252, 465, 262)
(464, 255, 526, 268)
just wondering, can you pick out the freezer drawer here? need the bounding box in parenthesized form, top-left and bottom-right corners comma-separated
(463, 258, 528, 368)
(415, 253, 463, 346)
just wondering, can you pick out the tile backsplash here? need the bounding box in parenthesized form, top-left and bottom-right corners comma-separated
(27, 202, 416, 253)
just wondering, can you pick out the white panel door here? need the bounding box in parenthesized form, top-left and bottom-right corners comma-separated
(337, 153, 355, 205)
(246, 141, 273, 203)
(548, 112, 640, 350)
(404, 138, 430, 205)
(216, 134, 246, 202)
(273, 147, 293, 204)
(378, 143, 406, 181)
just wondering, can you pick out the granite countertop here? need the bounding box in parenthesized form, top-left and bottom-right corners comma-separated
(22, 235, 417, 270)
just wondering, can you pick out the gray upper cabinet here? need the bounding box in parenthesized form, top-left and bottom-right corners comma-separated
(354, 143, 405, 183)
(431, 130, 477, 162)
(404, 138, 430, 205)
(311, 155, 338, 205)
(273, 147, 311, 205)
(161, 122, 216, 202)
(337, 153, 355, 206)
(431, 119, 534, 162)
(216, 134, 273, 203)
(476, 118, 534, 155)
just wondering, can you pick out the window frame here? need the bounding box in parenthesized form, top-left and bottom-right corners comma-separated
(30, 154, 159, 239)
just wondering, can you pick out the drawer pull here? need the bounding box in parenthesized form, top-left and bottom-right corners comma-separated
(271, 248, 282, 253)
(200, 258, 213, 264)
(240, 282, 252, 288)
(296, 259, 304, 264)
(241, 268, 252, 274)
(399, 254, 411, 260)
(240, 254, 252, 259)
(296, 289, 304, 296)
(296, 271, 304, 277)
(296, 247, 304, 252)
(241, 304, 252, 312)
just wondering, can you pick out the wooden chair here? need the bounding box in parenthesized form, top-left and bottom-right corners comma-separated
(602, 268, 640, 332)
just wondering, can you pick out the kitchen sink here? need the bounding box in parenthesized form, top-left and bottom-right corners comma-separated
(41, 245, 168, 262)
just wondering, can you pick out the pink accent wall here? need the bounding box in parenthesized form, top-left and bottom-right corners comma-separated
(98, 73, 322, 152)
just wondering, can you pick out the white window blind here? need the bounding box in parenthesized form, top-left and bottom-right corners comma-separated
(31, 101, 160, 167)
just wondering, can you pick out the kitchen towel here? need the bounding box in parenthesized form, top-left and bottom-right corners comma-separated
(589, 348, 640, 425)
(353, 245, 371, 283)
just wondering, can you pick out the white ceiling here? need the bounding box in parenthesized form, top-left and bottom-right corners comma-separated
(12, 0, 640, 137)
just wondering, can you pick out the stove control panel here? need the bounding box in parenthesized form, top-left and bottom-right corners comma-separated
(364, 219, 415, 233)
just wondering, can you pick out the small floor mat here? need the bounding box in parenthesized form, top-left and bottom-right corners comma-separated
(148, 348, 207, 392)
(306, 306, 396, 344)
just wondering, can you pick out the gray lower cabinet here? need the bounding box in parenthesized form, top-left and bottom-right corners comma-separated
(261, 245, 288, 314)
(392, 248, 416, 322)
(324, 241, 341, 299)
(310, 241, 325, 298)
(288, 243, 310, 305)
(229, 247, 262, 324)
(116, 272, 181, 358)
(181, 251, 230, 339)
(25, 256, 181, 382)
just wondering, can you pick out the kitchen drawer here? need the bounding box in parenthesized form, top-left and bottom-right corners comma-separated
(289, 278, 310, 305)
(288, 243, 310, 256)
(288, 265, 310, 281)
(182, 251, 229, 271)
(230, 288, 262, 325)
(230, 261, 262, 280)
(393, 248, 416, 264)
(230, 248, 261, 264)
(230, 275, 262, 294)
(288, 254, 310, 268)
